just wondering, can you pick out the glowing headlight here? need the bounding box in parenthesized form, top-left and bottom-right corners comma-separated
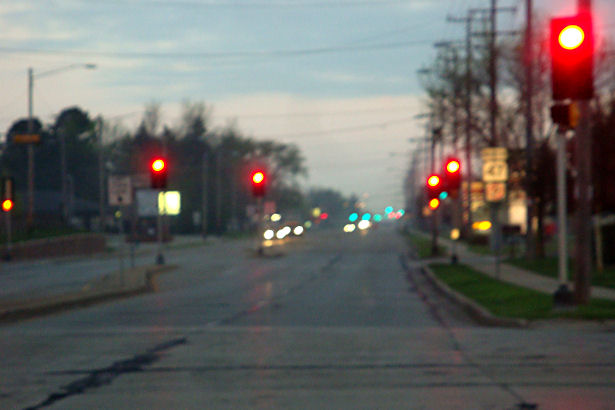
(293, 226, 304, 236)
(343, 224, 356, 233)
(263, 229, 275, 240)
(358, 220, 371, 230)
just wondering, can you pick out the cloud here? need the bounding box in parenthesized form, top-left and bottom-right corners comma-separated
(311, 71, 406, 85)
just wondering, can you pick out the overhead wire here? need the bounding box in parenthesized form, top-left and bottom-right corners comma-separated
(51, 0, 421, 9)
(0, 38, 430, 61)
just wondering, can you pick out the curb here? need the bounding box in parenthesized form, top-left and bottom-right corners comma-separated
(418, 260, 528, 328)
(0, 264, 177, 323)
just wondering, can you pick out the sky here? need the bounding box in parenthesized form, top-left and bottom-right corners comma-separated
(1, 0, 613, 213)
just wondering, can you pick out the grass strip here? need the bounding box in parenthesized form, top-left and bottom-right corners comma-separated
(507, 257, 615, 290)
(430, 263, 615, 320)
(404, 232, 447, 259)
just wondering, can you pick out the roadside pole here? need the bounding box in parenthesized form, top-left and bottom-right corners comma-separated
(156, 191, 165, 265)
(4, 210, 12, 261)
(482, 148, 508, 279)
(118, 207, 125, 286)
(431, 207, 439, 256)
(554, 125, 573, 304)
(257, 197, 264, 256)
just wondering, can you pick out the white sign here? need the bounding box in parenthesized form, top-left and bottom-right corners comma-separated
(136, 189, 159, 217)
(136, 190, 182, 216)
(158, 191, 181, 215)
(108, 176, 132, 206)
(482, 160, 508, 182)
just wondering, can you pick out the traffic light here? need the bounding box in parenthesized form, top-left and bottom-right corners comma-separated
(550, 102, 580, 128)
(2, 199, 13, 212)
(428, 198, 440, 210)
(150, 157, 168, 190)
(550, 12, 594, 100)
(1, 177, 14, 212)
(251, 169, 266, 197)
(426, 174, 442, 200)
(444, 157, 461, 197)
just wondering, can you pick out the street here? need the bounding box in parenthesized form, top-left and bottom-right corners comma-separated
(2, 224, 615, 409)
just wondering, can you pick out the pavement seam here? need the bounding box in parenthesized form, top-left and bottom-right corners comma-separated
(401, 251, 536, 409)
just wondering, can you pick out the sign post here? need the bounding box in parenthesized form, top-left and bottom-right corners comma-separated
(481, 148, 508, 278)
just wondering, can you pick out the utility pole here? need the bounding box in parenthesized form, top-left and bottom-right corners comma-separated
(448, 10, 483, 234)
(97, 118, 105, 232)
(202, 150, 209, 237)
(575, 0, 593, 304)
(477, 0, 516, 273)
(489, 0, 498, 148)
(27, 68, 34, 230)
(216, 148, 223, 234)
(525, 0, 536, 258)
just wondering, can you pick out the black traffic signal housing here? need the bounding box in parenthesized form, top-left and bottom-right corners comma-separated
(550, 12, 594, 100)
(1, 177, 14, 212)
(426, 174, 442, 200)
(550, 102, 580, 128)
(251, 169, 266, 197)
(150, 157, 168, 190)
(443, 157, 461, 198)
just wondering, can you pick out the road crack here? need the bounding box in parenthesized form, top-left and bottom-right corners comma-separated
(24, 337, 187, 410)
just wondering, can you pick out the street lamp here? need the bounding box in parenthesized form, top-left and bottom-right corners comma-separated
(27, 63, 97, 228)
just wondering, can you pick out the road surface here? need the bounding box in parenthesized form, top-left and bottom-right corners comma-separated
(2, 224, 615, 409)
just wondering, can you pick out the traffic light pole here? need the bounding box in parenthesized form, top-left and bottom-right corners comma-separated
(257, 196, 264, 256)
(4, 211, 12, 261)
(156, 190, 165, 265)
(554, 126, 573, 305)
(431, 208, 439, 256)
(574, 0, 592, 305)
(574, 100, 592, 304)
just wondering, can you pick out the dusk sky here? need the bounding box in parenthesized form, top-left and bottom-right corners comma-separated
(1, 0, 613, 212)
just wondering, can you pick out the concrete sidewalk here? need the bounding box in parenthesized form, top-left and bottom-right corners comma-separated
(419, 231, 615, 302)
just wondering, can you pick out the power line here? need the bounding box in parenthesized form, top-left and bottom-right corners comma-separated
(66, 0, 418, 9)
(0, 39, 429, 61)
(256, 115, 416, 139)
(216, 105, 418, 120)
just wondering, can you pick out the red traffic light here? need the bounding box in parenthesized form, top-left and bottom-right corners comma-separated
(444, 157, 461, 197)
(151, 158, 166, 173)
(550, 13, 594, 100)
(2, 199, 13, 212)
(251, 169, 267, 197)
(252, 171, 265, 184)
(446, 159, 460, 174)
(558, 24, 585, 50)
(426, 174, 442, 200)
(427, 175, 440, 187)
(150, 157, 168, 190)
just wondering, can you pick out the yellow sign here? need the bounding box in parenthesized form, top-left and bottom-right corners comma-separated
(13, 134, 41, 144)
(485, 182, 506, 202)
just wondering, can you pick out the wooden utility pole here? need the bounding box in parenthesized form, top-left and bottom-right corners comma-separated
(525, 0, 535, 258)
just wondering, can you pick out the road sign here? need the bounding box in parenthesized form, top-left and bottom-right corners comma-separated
(12, 134, 41, 144)
(485, 182, 506, 202)
(481, 147, 507, 162)
(481, 147, 508, 183)
(108, 176, 133, 206)
(482, 161, 508, 182)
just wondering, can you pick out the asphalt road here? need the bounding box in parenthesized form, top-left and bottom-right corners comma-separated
(2, 224, 615, 409)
